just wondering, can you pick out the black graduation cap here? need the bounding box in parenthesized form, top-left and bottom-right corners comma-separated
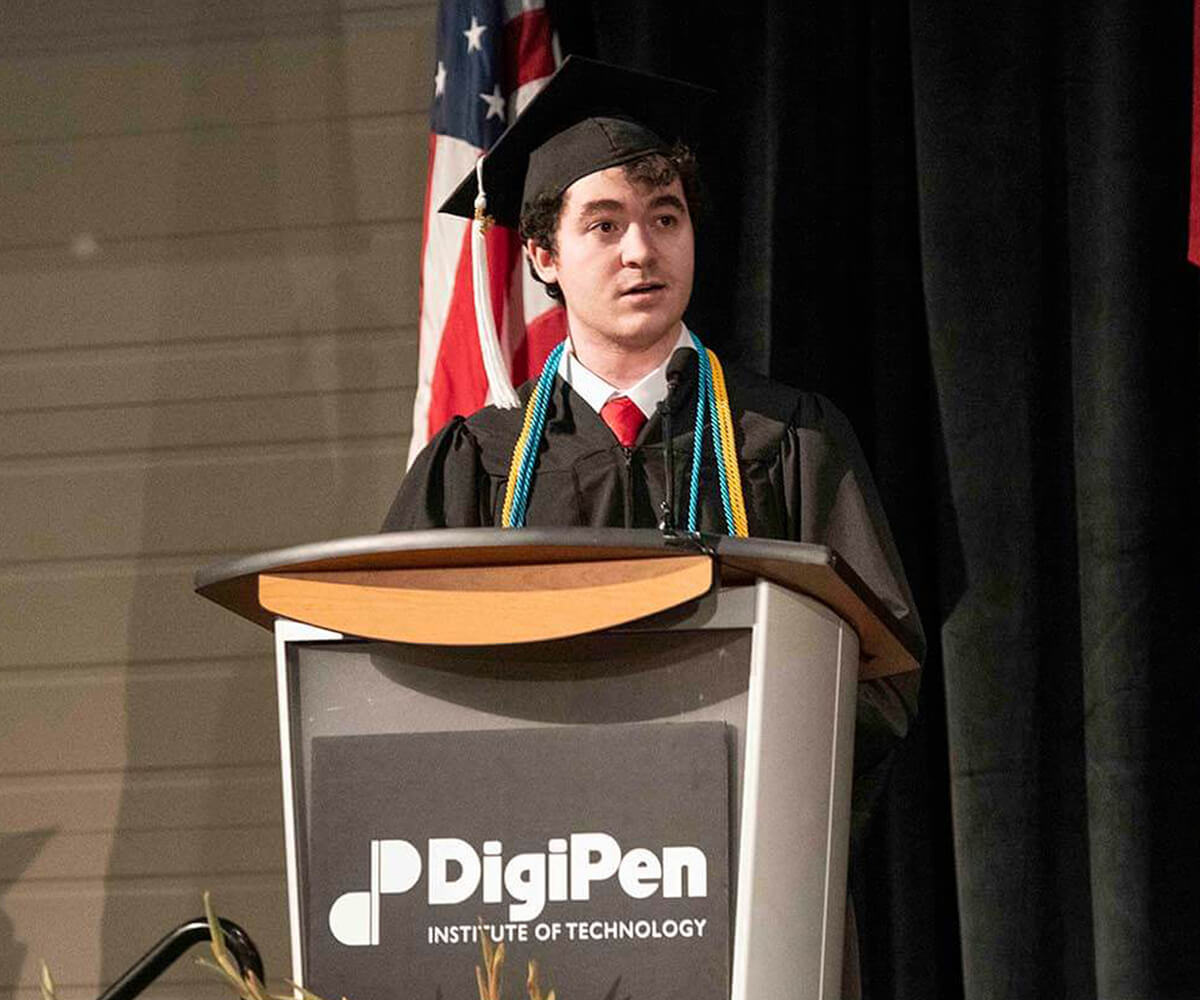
(439, 56, 715, 229)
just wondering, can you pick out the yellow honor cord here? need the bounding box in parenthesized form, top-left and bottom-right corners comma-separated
(503, 338, 748, 536)
(501, 381, 542, 526)
(706, 350, 749, 537)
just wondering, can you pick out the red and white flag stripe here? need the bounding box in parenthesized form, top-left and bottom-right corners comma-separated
(408, 0, 567, 464)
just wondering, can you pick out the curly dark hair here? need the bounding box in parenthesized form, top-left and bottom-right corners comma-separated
(518, 143, 703, 303)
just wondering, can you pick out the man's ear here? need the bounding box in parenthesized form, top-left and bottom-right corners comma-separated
(525, 239, 558, 284)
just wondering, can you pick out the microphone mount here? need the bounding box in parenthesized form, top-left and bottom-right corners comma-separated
(658, 368, 681, 536)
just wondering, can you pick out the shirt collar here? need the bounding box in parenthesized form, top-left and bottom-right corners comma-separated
(558, 326, 694, 419)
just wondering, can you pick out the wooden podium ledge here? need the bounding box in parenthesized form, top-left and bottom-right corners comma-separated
(258, 556, 713, 646)
(195, 528, 922, 678)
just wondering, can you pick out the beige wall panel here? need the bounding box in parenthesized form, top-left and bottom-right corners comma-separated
(0, 329, 414, 412)
(0, 439, 407, 562)
(0, 562, 284, 669)
(0, 662, 278, 773)
(0, 0, 435, 44)
(0, 764, 281, 833)
(0, 224, 420, 351)
(1, 3, 434, 62)
(0, 16, 434, 142)
(2, 387, 412, 458)
(13, 826, 283, 882)
(2, 1, 434, 994)
(343, 10, 437, 116)
(3, 116, 427, 250)
(2, 874, 286, 989)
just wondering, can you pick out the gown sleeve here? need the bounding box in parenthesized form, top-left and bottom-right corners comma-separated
(783, 394, 925, 849)
(381, 417, 492, 531)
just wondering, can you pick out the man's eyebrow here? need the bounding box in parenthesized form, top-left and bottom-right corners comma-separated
(648, 193, 687, 212)
(577, 198, 625, 218)
(575, 194, 687, 218)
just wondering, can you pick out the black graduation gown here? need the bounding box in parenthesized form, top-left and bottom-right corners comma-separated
(383, 350, 923, 848)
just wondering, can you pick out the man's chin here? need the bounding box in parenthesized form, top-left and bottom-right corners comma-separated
(611, 301, 686, 338)
(611, 316, 684, 351)
(564, 304, 686, 357)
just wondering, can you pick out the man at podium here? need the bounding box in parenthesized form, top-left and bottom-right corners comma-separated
(383, 57, 923, 992)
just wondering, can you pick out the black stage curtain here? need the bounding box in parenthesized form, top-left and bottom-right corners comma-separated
(549, 2, 1200, 997)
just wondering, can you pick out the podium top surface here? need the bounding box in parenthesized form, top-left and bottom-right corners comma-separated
(195, 528, 922, 677)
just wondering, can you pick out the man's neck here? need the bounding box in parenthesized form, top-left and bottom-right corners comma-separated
(560, 327, 693, 418)
(567, 322, 683, 389)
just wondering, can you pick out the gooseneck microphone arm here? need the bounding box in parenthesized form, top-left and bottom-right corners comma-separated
(658, 352, 689, 535)
(658, 393, 676, 534)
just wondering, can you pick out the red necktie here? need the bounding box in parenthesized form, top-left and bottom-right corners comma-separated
(600, 395, 647, 447)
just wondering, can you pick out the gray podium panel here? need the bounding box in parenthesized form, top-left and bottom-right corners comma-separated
(733, 582, 858, 1000)
(274, 581, 856, 1000)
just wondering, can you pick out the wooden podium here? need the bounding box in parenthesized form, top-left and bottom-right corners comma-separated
(196, 527, 919, 1000)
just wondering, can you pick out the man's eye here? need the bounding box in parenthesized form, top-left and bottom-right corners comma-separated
(590, 220, 616, 233)
(657, 214, 678, 227)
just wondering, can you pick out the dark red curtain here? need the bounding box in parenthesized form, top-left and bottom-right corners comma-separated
(1191, 0, 1200, 263)
(552, 1, 1200, 996)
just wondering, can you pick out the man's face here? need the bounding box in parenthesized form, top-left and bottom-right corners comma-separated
(527, 165, 694, 356)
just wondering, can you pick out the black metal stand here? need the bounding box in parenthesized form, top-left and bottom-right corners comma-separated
(95, 916, 264, 1000)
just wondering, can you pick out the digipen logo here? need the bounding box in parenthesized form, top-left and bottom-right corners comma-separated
(329, 834, 708, 946)
(328, 839, 422, 946)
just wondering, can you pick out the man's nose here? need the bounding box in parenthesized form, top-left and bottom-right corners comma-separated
(620, 224, 655, 266)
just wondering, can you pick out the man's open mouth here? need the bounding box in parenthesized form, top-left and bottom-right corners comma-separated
(621, 282, 666, 296)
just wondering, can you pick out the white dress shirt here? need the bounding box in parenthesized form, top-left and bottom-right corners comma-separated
(557, 326, 694, 419)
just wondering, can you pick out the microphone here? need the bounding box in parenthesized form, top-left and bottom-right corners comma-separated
(657, 349, 691, 535)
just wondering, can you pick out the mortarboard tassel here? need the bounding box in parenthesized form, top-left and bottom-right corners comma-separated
(470, 158, 521, 409)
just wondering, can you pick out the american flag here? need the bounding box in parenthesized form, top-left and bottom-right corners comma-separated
(408, 0, 568, 463)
